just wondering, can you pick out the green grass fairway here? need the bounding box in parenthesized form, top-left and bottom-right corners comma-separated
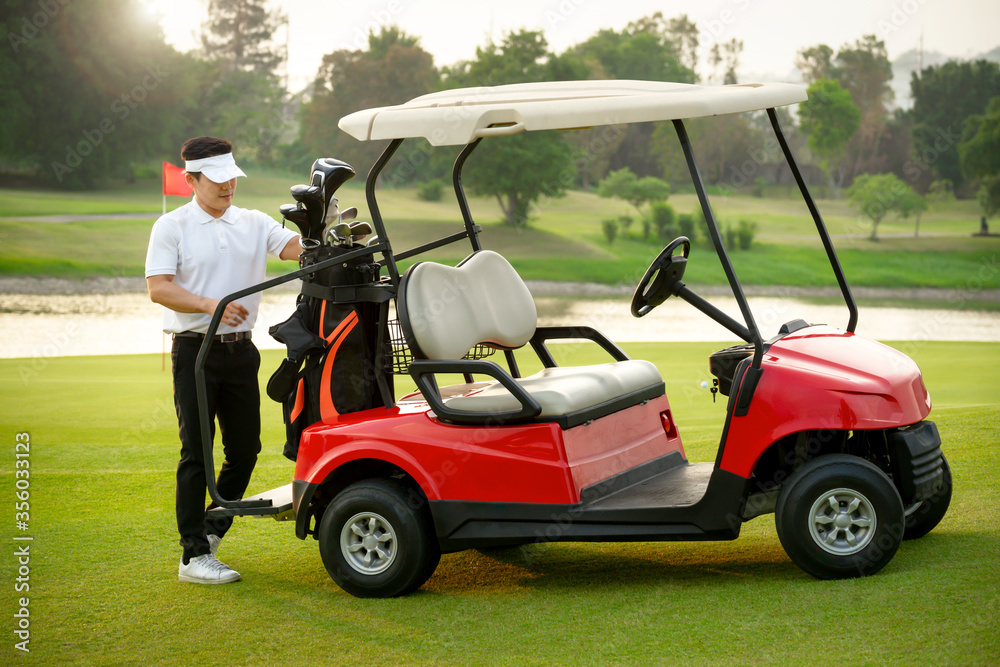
(1, 341, 997, 664)
(2, 182, 998, 294)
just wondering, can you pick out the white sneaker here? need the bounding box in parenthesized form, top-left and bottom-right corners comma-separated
(207, 534, 221, 557)
(178, 554, 241, 584)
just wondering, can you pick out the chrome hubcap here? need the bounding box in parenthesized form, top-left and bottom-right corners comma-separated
(807, 488, 877, 556)
(341, 511, 397, 575)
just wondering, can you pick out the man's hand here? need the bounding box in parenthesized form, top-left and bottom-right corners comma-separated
(214, 300, 249, 327)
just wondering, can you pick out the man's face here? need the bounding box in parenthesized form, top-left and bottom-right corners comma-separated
(187, 172, 237, 217)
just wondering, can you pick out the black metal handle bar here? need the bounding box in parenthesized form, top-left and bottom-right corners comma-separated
(194, 242, 386, 511)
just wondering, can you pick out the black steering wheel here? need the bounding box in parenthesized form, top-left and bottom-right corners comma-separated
(631, 236, 690, 318)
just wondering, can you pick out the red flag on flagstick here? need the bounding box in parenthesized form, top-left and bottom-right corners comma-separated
(162, 161, 192, 197)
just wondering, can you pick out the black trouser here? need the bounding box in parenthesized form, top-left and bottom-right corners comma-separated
(171, 335, 261, 563)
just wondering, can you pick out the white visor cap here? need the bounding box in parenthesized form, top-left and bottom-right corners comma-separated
(184, 153, 247, 183)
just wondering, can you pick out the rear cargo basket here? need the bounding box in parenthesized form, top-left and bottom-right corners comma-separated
(387, 319, 496, 375)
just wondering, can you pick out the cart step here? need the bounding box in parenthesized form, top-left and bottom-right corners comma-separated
(585, 462, 714, 510)
(206, 483, 295, 520)
(244, 484, 294, 521)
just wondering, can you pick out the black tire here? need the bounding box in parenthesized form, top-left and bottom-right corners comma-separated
(775, 454, 904, 579)
(318, 478, 440, 598)
(903, 455, 952, 540)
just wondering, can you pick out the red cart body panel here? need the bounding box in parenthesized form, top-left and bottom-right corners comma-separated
(720, 326, 932, 477)
(295, 394, 684, 504)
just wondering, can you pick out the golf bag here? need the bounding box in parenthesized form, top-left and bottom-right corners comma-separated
(268, 244, 392, 461)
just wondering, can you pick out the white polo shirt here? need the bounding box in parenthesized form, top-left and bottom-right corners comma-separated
(145, 199, 298, 334)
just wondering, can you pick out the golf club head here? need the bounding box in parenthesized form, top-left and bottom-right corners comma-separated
(323, 221, 354, 246)
(311, 158, 355, 213)
(323, 226, 339, 246)
(289, 183, 326, 240)
(333, 222, 353, 239)
(349, 221, 372, 242)
(365, 234, 380, 247)
(289, 183, 312, 202)
(279, 203, 311, 236)
(339, 206, 358, 223)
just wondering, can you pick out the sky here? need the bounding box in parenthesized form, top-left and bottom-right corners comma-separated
(147, 0, 1000, 93)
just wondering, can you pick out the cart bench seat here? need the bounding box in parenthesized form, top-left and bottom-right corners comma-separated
(397, 250, 665, 427)
(444, 360, 662, 416)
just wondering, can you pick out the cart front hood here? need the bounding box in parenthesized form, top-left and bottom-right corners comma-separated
(763, 326, 932, 428)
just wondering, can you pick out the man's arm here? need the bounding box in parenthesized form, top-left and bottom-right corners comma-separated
(278, 235, 302, 261)
(146, 274, 249, 326)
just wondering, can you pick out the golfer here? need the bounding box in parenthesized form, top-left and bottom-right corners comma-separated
(145, 137, 301, 584)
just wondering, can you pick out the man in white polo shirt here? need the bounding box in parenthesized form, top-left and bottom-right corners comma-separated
(145, 136, 301, 584)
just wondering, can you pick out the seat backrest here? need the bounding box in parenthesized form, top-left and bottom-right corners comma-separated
(398, 250, 537, 360)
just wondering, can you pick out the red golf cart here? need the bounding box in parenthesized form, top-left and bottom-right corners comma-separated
(198, 81, 950, 597)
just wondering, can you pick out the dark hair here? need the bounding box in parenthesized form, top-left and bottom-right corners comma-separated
(181, 137, 233, 180)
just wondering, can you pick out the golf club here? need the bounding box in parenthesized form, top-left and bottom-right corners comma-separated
(289, 183, 326, 241)
(279, 202, 311, 237)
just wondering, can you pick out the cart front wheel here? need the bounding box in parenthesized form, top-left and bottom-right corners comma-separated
(775, 454, 904, 579)
(318, 478, 440, 598)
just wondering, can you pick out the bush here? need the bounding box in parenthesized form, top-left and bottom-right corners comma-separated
(678, 213, 697, 241)
(601, 219, 619, 245)
(417, 178, 446, 201)
(132, 163, 159, 181)
(737, 219, 758, 250)
(618, 215, 634, 237)
(752, 177, 767, 198)
(648, 201, 676, 239)
(724, 224, 737, 249)
(928, 179, 955, 202)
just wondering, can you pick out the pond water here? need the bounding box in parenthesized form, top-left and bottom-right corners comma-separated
(1, 290, 998, 360)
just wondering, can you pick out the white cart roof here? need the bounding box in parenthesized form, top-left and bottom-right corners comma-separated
(338, 80, 807, 146)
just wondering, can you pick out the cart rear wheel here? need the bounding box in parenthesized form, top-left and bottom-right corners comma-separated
(318, 478, 440, 598)
(903, 454, 952, 540)
(775, 455, 904, 579)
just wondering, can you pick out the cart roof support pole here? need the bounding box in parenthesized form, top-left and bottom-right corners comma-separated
(367, 138, 404, 288)
(672, 119, 764, 366)
(766, 108, 858, 333)
(453, 139, 483, 253)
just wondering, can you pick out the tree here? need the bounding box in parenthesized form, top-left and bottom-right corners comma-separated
(0, 0, 199, 187)
(574, 14, 695, 178)
(835, 35, 893, 118)
(959, 96, 1000, 218)
(911, 60, 1000, 191)
(897, 189, 929, 237)
(462, 129, 576, 228)
(796, 45, 836, 83)
(708, 38, 743, 85)
(667, 15, 699, 78)
(798, 79, 861, 198)
(597, 168, 670, 217)
(847, 172, 921, 240)
(198, 0, 289, 164)
(201, 0, 284, 74)
(443, 30, 583, 227)
(300, 27, 439, 176)
(796, 37, 894, 184)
